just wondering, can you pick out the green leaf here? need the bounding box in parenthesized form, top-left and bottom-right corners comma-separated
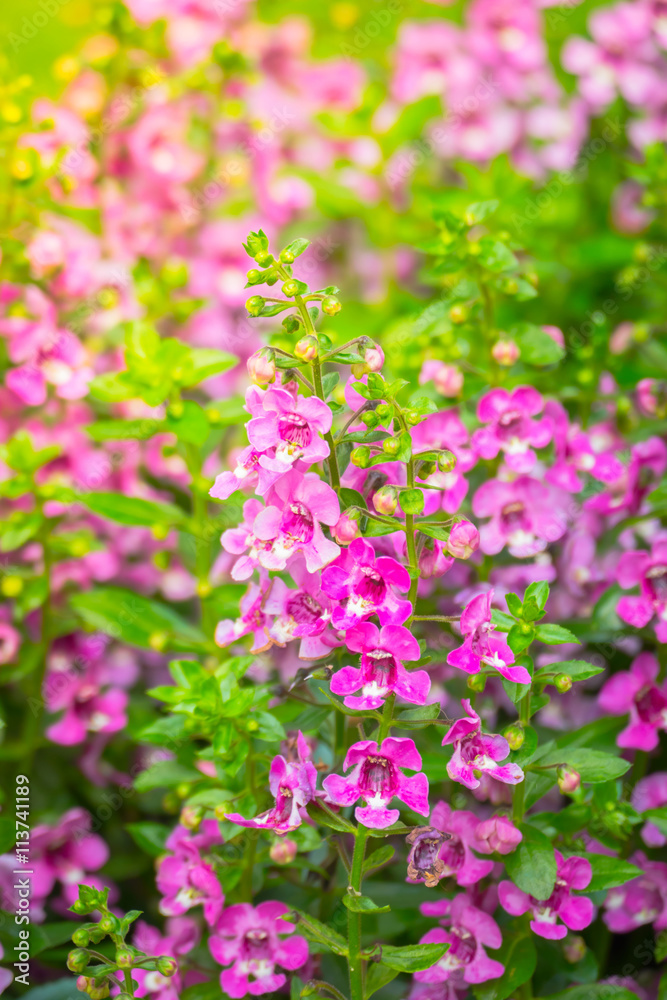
(504, 823, 556, 900)
(363, 846, 395, 875)
(134, 760, 201, 792)
(306, 801, 356, 834)
(282, 238, 310, 258)
(582, 854, 641, 891)
(165, 400, 210, 446)
(80, 493, 185, 528)
(540, 748, 630, 784)
(86, 419, 163, 441)
(0, 818, 15, 854)
(364, 963, 399, 999)
(183, 348, 237, 385)
(490, 609, 516, 631)
(381, 942, 448, 973)
(417, 522, 450, 542)
(286, 909, 347, 956)
(536, 987, 636, 1000)
(478, 238, 518, 272)
(507, 624, 535, 656)
(70, 587, 208, 652)
(524, 581, 550, 610)
(535, 660, 605, 683)
(342, 895, 390, 913)
(511, 323, 565, 366)
(535, 623, 579, 645)
(463, 199, 499, 224)
(645, 808, 667, 836)
(473, 934, 536, 1000)
(126, 821, 170, 857)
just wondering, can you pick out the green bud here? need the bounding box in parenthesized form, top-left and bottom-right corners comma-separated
(437, 450, 457, 473)
(279, 249, 295, 264)
(351, 446, 371, 469)
(466, 673, 486, 693)
(282, 279, 299, 297)
(361, 411, 379, 428)
(503, 722, 525, 751)
(254, 250, 274, 268)
(246, 295, 265, 317)
(400, 488, 425, 515)
(322, 295, 341, 316)
(382, 437, 401, 456)
(72, 928, 90, 947)
(554, 673, 572, 693)
(156, 957, 178, 977)
(246, 269, 261, 283)
(116, 948, 134, 969)
(375, 403, 391, 420)
(449, 304, 468, 325)
(98, 916, 115, 934)
(67, 949, 89, 973)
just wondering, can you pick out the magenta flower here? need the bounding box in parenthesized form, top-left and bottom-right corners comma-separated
(215, 577, 273, 654)
(323, 737, 429, 829)
(247, 385, 332, 468)
(157, 820, 224, 926)
(603, 852, 667, 933)
(447, 591, 530, 685)
(471, 386, 552, 473)
(263, 556, 336, 659)
(209, 444, 280, 501)
(132, 917, 200, 1000)
(43, 657, 128, 746)
(0, 622, 20, 664)
(251, 470, 340, 573)
(415, 894, 504, 985)
(544, 401, 623, 493)
(442, 699, 524, 791)
(499, 851, 594, 940)
(472, 476, 568, 558)
(29, 807, 109, 916)
(632, 773, 667, 847)
(598, 653, 667, 751)
(321, 537, 412, 629)
(330, 622, 430, 710)
(475, 814, 523, 855)
(221, 498, 271, 581)
(209, 901, 308, 999)
(411, 801, 495, 887)
(616, 538, 667, 641)
(226, 732, 318, 834)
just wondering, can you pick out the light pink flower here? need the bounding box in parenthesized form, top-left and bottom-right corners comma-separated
(247, 385, 332, 468)
(251, 470, 340, 573)
(603, 851, 667, 932)
(132, 918, 200, 1000)
(215, 577, 273, 654)
(323, 737, 429, 829)
(632, 773, 667, 847)
(209, 901, 308, 999)
(475, 814, 523, 855)
(616, 538, 667, 642)
(330, 622, 429, 711)
(473, 476, 568, 557)
(598, 652, 667, 751)
(442, 699, 524, 791)
(472, 386, 552, 473)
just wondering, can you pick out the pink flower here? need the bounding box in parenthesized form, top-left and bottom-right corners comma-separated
(415, 894, 504, 985)
(447, 521, 479, 559)
(603, 851, 667, 932)
(209, 445, 278, 501)
(598, 652, 667, 751)
(544, 401, 624, 493)
(412, 409, 476, 514)
(330, 622, 430, 710)
(0, 623, 20, 664)
(616, 538, 667, 642)
(43, 640, 129, 746)
(322, 737, 429, 829)
(215, 578, 273, 654)
(263, 557, 335, 659)
(132, 918, 200, 1000)
(209, 901, 308, 999)
(472, 476, 568, 557)
(632, 773, 667, 847)
(442, 699, 524, 791)
(585, 438, 667, 518)
(156, 820, 224, 926)
(410, 801, 495, 887)
(247, 385, 332, 468)
(321, 537, 412, 629)
(251, 470, 340, 573)
(226, 732, 318, 834)
(448, 591, 530, 685)
(475, 814, 523, 855)
(419, 361, 463, 397)
(499, 851, 594, 940)
(471, 387, 552, 473)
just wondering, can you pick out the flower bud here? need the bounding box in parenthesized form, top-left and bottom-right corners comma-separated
(88, 985, 110, 1000)
(434, 364, 463, 397)
(382, 437, 401, 457)
(503, 722, 525, 751)
(467, 673, 486, 693)
(76, 977, 91, 993)
(179, 805, 203, 830)
(491, 339, 520, 366)
(270, 838, 298, 864)
(352, 341, 384, 377)
(447, 521, 480, 559)
(254, 250, 274, 268)
(246, 295, 265, 317)
(361, 411, 379, 429)
(148, 631, 167, 652)
(68, 949, 89, 973)
(246, 268, 261, 283)
(400, 488, 424, 515)
(449, 304, 468, 325)
(375, 403, 392, 420)
(72, 928, 90, 947)
(322, 295, 341, 315)
(279, 249, 295, 264)
(437, 450, 457, 473)
(247, 348, 276, 386)
(351, 446, 371, 469)
(116, 949, 134, 969)
(557, 766, 581, 794)
(475, 815, 522, 855)
(294, 335, 318, 361)
(373, 485, 398, 516)
(563, 936, 586, 964)
(156, 957, 178, 977)
(98, 915, 116, 934)
(405, 826, 449, 887)
(282, 279, 299, 297)
(1, 575, 23, 597)
(333, 513, 360, 544)
(554, 673, 572, 693)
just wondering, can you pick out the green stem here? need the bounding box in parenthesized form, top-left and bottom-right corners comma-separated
(512, 689, 531, 825)
(377, 693, 395, 744)
(310, 351, 340, 490)
(123, 969, 135, 997)
(348, 825, 369, 1000)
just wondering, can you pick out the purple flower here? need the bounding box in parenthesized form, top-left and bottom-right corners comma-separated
(321, 537, 412, 629)
(131, 917, 200, 1000)
(322, 737, 429, 829)
(215, 577, 273, 654)
(598, 652, 667, 751)
(472, 476, 567, 558)
(603, 851, 667, 933)
(584, 437, 667, 518)
(471, 386, 552, 473)
(544, 401, 623, 493)
(156, 820, 224, 926)
(475, 814, 523, 855)
(447, 591, 531, 685)
(499, 851, 594, 940)
(263, 556, 336, 660)
(330, 622, 430, 711)
(408, 801, 495, 887)
(616, 537, 667, 642)
(415, 894, 504, 985)
(442, 699, 524, 791)
(209, 901, 308, 998)
(632, 773, 667, 847)
(251, 470, 340, 573)
(226, 732, 318, 834)
(247, 385, 332, 468)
